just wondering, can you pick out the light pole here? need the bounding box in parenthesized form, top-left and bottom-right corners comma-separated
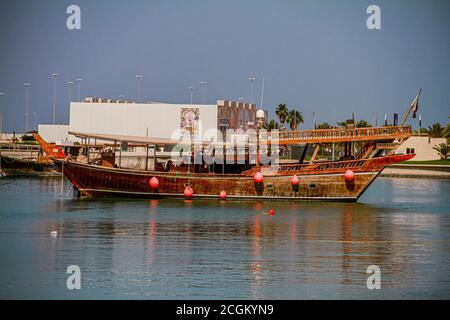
(313, 112, 316, 129)
(256, 109, 265, 169)
(76, 78, 82, 102)
(136, 74, 143, 102)
(189, 87, 195, 105)
(0, 91, 4, 135)
(24, 83, 31, 132)
(52, 73, 59, 125)
(200, 81, 207, 104)
(32, 113, 37, 132)
(419, 114, 422, 134)
(249, 77, 256, 104)
(67, 81, 73, 102)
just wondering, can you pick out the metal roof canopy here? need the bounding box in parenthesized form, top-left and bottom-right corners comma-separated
(70, 131, 185, 146)
(69, 131, 258, 147)
(70, 125, 411, 148)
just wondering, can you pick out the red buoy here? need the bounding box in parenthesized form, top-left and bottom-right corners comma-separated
(269, 209, 275, 216)
(291, 175, 300, 186)
(184, 186, 194, 198)
(345, 169, 354, 181)
(254, 172, 264, 183)
(219, 190, 227, 200)
(149, 177, 159, 189)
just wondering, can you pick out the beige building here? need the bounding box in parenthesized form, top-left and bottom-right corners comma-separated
(396, 136, 447, 161)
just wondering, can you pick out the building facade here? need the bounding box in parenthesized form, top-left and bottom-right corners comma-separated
(66, 98, 258, 142)
(396, 136, 447, 161)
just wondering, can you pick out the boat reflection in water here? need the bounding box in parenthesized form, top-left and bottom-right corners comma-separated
(0, 177, 449, 299)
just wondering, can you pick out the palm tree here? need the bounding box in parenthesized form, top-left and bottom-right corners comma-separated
(356, 120, 372, 128)
(432, 143, 450, 159)
(317, 122, 332, 129)
(275, 104, 289, 126)
(427, 123, 444, 138)
(443, 123, 450, 138)
(287, 109, 304, 130)
(336, 121, 347, 128)
(267, 119, 279, 131)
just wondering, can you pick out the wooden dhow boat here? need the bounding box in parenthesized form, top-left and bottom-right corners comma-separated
(44, 92, 422, 202)
(52, 124, 415, 202)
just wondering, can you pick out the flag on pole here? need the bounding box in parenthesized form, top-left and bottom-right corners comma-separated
(401, 89, 422, 126)
(411, 88, 422, 119)
(411, 96, 419, 118)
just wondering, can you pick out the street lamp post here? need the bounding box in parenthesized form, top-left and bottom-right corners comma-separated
(32, 113, 37, 131)
(76, 78, 82, 102)
(67, 81, 73, 125)
(136, 75, 143, 102)
(200, 81, 207, 104)
(313, 112, 316, 129)
(52, 73, 59, 125)
(189, 87, 195, 105)
(68, 81, 73, 102)
(249, 77, 256, 104)
(256, 109, 265, 169)
(24, 83, 31, 132)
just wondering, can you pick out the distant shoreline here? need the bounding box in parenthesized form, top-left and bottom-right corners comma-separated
(381, 164, 450, 179)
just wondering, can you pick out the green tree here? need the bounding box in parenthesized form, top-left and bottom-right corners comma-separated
(21, 135, 36, 142)
(432, 143, 450, 160)
(356, 120, 372, 128)
(267, 119, 279, 131)
(336, 121, 347, 128)
(427, 123, 444, 138)
(287, 109, 304, 130)
(275, 104, 289, 126)
(443, 123, 450, 138)
(316, 122, 333, 129)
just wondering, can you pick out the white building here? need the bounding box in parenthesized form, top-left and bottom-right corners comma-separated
(69, 100, 218, 140)
(38, 98, 258, 144)
(37, 124, 77, 145)
(396, 136, 447, 161)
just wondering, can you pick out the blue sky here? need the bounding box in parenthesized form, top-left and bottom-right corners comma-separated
(0, 0, 449, 132)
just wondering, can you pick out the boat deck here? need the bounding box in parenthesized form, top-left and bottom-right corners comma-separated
(262, 126, 411, 145)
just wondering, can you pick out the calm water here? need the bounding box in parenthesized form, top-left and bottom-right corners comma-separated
(0, 176, 449, 299)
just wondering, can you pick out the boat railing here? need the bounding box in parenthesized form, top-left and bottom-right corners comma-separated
(261, 126, 411, 144)
(256, 158, 369, 175)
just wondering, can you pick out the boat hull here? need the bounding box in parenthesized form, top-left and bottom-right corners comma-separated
(60, 154, 415, 201)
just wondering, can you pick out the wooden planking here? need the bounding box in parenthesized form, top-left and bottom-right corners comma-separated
(63, 161, 375, 199)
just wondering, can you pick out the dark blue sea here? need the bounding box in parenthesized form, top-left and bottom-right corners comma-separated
(0, 177, 449, 299)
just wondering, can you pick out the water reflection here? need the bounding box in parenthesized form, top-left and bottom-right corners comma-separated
(0, 177, 449, 299)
